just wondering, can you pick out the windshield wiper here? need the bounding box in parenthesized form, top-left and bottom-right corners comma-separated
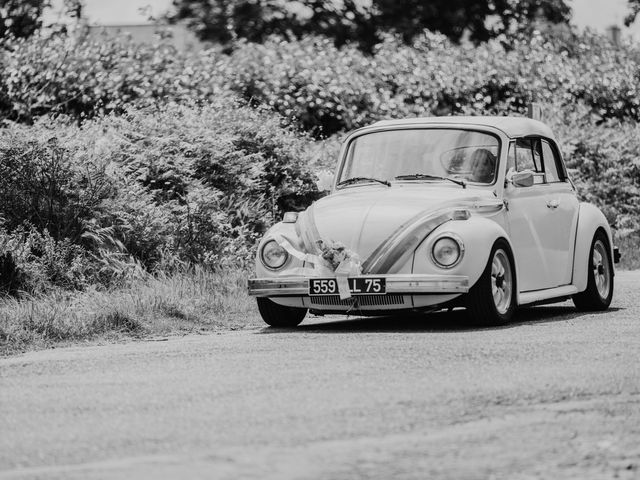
(395, 173, 466, 189)
(337, 176, 391, 187)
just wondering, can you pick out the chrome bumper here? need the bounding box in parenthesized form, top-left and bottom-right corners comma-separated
(248, 274, 469, 297)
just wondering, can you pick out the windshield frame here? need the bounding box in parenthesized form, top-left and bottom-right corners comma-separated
(335, 126, 503, 190)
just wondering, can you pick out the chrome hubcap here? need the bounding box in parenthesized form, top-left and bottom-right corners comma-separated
(491, 249, 512, 314)
(592, 240, 611, 299)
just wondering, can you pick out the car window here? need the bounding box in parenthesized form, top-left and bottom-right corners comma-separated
(341, 128, 500, 185)
(514, 138, 545, 185)
(541, 139, 563, 183)
(515, 138, 542, 173)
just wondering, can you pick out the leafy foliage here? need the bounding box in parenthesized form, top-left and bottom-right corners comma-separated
(0, 0, 47, 39)
(222, 30, 640, 136)
(625, 0, 640, 26)
(0, 98, 323, 295)
(0, 32, 224, 123)
(1, 24, 639, 298)
(547, 104, 640, 234)
(168, 0, 572, 51)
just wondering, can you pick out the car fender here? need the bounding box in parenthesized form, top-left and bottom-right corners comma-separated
(572, 203, 614, 293)
(412, 216, 515, 289)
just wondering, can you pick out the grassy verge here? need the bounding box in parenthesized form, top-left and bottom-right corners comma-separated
(0, 268, 260, 356)
(2, 235, 638, 356)
(614, 233, 640, 271)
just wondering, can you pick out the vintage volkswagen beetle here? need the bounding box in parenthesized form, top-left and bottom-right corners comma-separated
(248, 117, 619, 327)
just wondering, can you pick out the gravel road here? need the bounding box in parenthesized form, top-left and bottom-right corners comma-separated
(1, 271, 639, 480)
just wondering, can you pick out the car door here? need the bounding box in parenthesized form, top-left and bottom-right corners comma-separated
(504, 138, 550, 292)
(504, 137, 579, 291)
(538, 138, 579, 286)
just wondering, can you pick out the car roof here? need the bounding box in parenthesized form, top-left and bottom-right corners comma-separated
(370, 116, 555, 139)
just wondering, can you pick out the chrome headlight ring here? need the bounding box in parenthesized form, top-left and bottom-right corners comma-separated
(430, 233, 465, 269)
(260, 239, 290, 270)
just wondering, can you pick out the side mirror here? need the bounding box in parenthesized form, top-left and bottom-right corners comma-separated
(509, 171, 534, 188)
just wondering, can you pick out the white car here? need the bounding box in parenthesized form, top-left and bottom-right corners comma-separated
(248, 116, 620, 326)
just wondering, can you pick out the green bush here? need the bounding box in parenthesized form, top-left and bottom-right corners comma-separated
(0, 98, 324, 293)
(0, 32, 224, 123)
(0, 130, 115, 242)
(0, 27, 638, 297)
(222, 31, 640, 134)
(548, 104, 640, 234)
(0, 225, 102, 294)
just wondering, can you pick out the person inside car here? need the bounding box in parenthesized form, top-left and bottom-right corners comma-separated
(469, 148, 496, 183)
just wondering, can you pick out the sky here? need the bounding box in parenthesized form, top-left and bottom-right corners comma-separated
(44, 0, 640, 40)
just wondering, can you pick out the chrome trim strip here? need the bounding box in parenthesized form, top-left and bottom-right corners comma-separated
(362, 209, 458, 274)
(361, 199, 502, 275)
(248, 274, 469, 297)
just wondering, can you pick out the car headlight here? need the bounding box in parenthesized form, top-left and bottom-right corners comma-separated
(260, 239, 289, 270)
(431, 234, 464, 268)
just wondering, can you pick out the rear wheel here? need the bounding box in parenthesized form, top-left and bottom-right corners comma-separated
(465, 240, 516, 326)
(572, 231, 613, 311)
(257, 297, 307, 327)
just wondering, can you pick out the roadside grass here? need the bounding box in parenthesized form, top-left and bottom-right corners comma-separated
(0, 268, 260, 356)
(614, 233, 640, 270)
(1, 233, 638, 356)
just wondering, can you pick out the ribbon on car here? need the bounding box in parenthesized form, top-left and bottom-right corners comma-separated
(274, 233, 362, 299)
(334, 257, 362, 300)
(295, 208, 357, 299)
(272, 234, 332, 277)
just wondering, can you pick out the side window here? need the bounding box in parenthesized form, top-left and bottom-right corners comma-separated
(541, 140, 564, 183)
(507, 142, 516, 173)
(515, 138, 535, 172)
(514, 138, 544, 184)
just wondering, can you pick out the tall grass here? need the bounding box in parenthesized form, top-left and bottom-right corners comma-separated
(614, 233, 640, 271)
(0, 268, 258, 355)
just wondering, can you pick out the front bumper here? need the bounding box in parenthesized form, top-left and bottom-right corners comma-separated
(248, 274, 469, 297)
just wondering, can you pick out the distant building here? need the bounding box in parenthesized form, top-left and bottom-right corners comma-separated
(84, 23, 202, 51)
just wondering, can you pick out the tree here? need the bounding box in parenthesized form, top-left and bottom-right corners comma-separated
(373, 0, 572, 44)
(169, 0, 572, 51)
(0, 0, 83, 39)
(625, 0, 640, 26)
(0, 0, 48, 39)
(169, 0, 294, 45)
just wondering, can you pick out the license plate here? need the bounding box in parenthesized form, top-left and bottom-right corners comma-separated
(308, 277, 386, 296)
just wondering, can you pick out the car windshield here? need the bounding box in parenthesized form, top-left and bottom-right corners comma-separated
(339, 128, 500, 186)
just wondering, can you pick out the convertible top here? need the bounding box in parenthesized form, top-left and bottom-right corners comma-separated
(370, 116, 555, 139)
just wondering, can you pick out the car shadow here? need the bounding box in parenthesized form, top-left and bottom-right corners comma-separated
(257, 305, 623, 334)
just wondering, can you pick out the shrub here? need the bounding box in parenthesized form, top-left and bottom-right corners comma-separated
(0, 225, 102, 294)
(0, 129, 115, 242)
(221, 36, 393, 137)
(0, 31, 225, 124)
(548, 104, 640, 234)
(0, 97, 325, 292)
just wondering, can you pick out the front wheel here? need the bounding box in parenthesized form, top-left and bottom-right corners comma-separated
(572, 231, 614, 311)
(257, 297, 307, 327)
(465, 240, 516, 326)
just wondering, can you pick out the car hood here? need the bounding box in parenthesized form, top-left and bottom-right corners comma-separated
(296, 184, 501, 272)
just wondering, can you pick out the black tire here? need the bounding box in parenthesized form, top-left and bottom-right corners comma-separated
(256, 297, 307, 327)
(465, 240, 517, 326)
(572, 231, 614, 311)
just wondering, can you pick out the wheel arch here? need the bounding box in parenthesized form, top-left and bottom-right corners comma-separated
(573, 203, 614, 293)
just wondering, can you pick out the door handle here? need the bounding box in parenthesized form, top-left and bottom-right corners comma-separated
(546, 199, 559, 209)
